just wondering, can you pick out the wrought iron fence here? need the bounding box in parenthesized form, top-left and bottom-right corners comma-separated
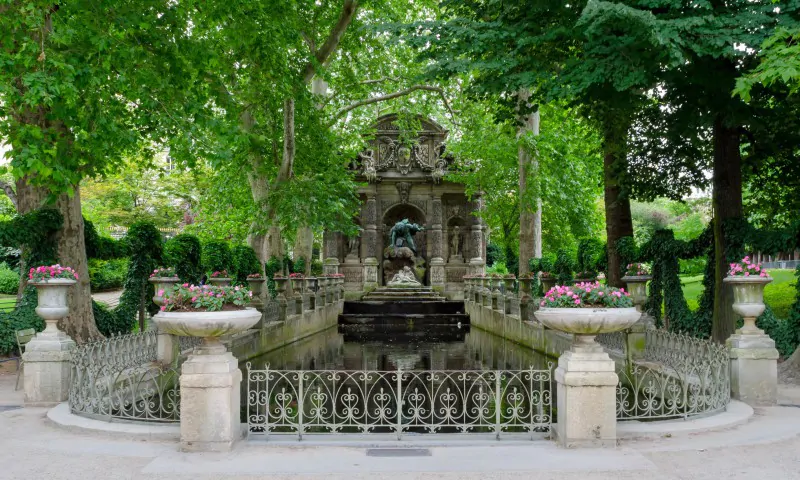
(616, 330, 730, 420)
(69, 330, 190, 423)
(246, 366, 552, 439)
(596, 332, 625, 354)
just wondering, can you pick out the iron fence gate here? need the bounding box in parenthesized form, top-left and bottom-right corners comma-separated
(246, 366, 552, 439)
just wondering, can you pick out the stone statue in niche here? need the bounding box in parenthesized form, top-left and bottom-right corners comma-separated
(348, 234, 360, 255)
(358, 149, 378, 183)
(450, 226, 461, 255)
(390, 218, 425, 254)
(388, 266, 421, 287)
(396, 181, 411, 204)
(430, 143, 447, 184)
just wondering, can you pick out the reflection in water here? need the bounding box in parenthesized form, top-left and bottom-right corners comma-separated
(242, 324, 554, 373)
(240, 325, 555, 434)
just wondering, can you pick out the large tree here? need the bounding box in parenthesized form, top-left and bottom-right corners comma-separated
(0, 1, 207, 341)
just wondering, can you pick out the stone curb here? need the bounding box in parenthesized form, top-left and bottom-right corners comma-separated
(46, 402, 179, 441)
(617, 400, 753, 440)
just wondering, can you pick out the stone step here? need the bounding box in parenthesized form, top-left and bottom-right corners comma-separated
(343, 300, 465, 315)
(338, 324, 469, 343)
(339, 313, 469, 326)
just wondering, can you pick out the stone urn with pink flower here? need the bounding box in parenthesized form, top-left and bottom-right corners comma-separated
(723, 256, 772, 335)
(149, 267, 181, 306)
(208, 270, 232, 287)
(28, 264, 80, 338)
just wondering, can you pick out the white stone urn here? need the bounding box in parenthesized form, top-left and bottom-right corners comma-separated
(621, 275, 651, 312)
(208, 277, 232, 287)
(723, 276, 772, 334)
(153, 308, 262, 351)
(535, 307, 641, 345)
(149, 276, 181, 306)
(31, 278, 77, 337)
(540, 276, 556, 294)
(246, 278, 265, 310)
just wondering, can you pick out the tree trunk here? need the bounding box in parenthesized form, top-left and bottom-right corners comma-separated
(16, 179, 101, 343)
(602, 117, 634, 288)
(293, 226, 314, 273)
(711, 117, 743, 343)
(517, 89, 541, 275)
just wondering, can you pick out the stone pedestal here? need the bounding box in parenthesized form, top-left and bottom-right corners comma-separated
(430, 257, 445, 291)
(363, 257, 379, 290)
(23, 330, 75, 406)
(554, 339, 618, 448)
(179, 343, 242, 452)
(157, 331, 178, 364)
(727, 332, 779, 406)
(323, 258, 340, 276)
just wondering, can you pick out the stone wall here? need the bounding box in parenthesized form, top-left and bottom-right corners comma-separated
(225, 300, 342, 363)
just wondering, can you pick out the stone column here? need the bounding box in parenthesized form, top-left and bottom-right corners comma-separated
(322, 230, 340, 275)
(725, 277, 778, 406)
(156, 331, 178, 365)
(554, 337, 618, 447)
(362, 192, 380, 291)
(179, 342, 242, 452)
(468, 194, 486, 276)
(23, 330, 75, 406)
(429, 194, 446, 291)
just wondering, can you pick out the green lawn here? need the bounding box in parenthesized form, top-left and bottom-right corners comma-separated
(680, 269, 797, 318)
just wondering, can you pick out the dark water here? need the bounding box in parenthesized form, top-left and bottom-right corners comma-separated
(242, 324, 554, 372)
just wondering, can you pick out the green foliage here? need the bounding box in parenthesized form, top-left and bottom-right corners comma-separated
(264, 256, 282, 298)
(789, 265, 800, 353)
(679, 258, 706, 276)
(88, 259, 128, 291)
(115, 222, 163, 332)
(310, 259, 323, 277)
(576, 239, 603, 277)
(0, 209, 63, 268)
(756, 306, 796, 358)
(735, 28, 800, 101)
(93, 301, 130, 337)
(83, 219, 128, 260)
(615, 237, 640, 279)
(0, 288, 43, 355)
(765, 281, 797, 320)
(486, 243, 505, 268)
(485, 262, 509, 275)
(0, 266, 19, 295)
(292, 257, 307, 275)
(231, 245, 261, 284)
(163, 234, 202, 284)
(202, 241, 232, 276)
(530, 256, 555, 275)
(553, 249, 575, 285)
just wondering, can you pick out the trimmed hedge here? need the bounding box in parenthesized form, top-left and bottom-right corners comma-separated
(231, 245, 261, 283)
(84, 219, 128, 260)
(0, 265, 19, 295)
(0, 288, 43, 355)
(202, 241, 232, 276)
(88, 258, 128, 291)
(164, 234, 202, 283)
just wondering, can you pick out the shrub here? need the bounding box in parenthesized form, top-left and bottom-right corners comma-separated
(0, 288, 43, 355)
(84, 218, 128, 259)
(577, 238, 603, 278)
(486, 262, 509, 275)
(202, 241, 231, 276)
(88, 258, 128, 291)
(757, 306, 795, 357)
(94, 300, 132, 337)
(115, 221, 163, 332)
(486, 243, 504, 267)
(764, 282, 796, 320)
(163, 234, 202, 283)
(293, 256, 307, 275)
(231, 245, 261, 283)
(310, 259, 323, 277)
(0, 266, 19, 295)
(553, 249, 575, 285)
(679, 257, 706, 276)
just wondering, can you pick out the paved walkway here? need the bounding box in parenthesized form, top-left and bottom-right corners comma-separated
(1, 372, 799, 480)
(91, 289, 123, 308)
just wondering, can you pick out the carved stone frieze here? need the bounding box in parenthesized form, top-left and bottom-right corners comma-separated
(396, 182, 412, 204)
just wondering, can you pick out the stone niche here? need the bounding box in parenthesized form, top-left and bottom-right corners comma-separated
(323, 114, 486, 299)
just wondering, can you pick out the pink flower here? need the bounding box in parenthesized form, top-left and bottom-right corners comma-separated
(574, 299, 580, 305)
(540, 301, 546, 307)
(160, 306, 166, 311)
(744, 272, 750, 277)
(191, 296, 197, 302)
(158, 289, 164, 296)
(598, 291, 603, 296)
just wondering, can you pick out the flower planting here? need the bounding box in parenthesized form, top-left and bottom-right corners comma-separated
(210, 269, 230, 278)
(727, 256, 769, 278)
(161, 283, 252, 312)
(624, 263, 651, 277)
(29, 264, 79, 282)
(540, 282, 633, 308)
(150, 267, 177, 278)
